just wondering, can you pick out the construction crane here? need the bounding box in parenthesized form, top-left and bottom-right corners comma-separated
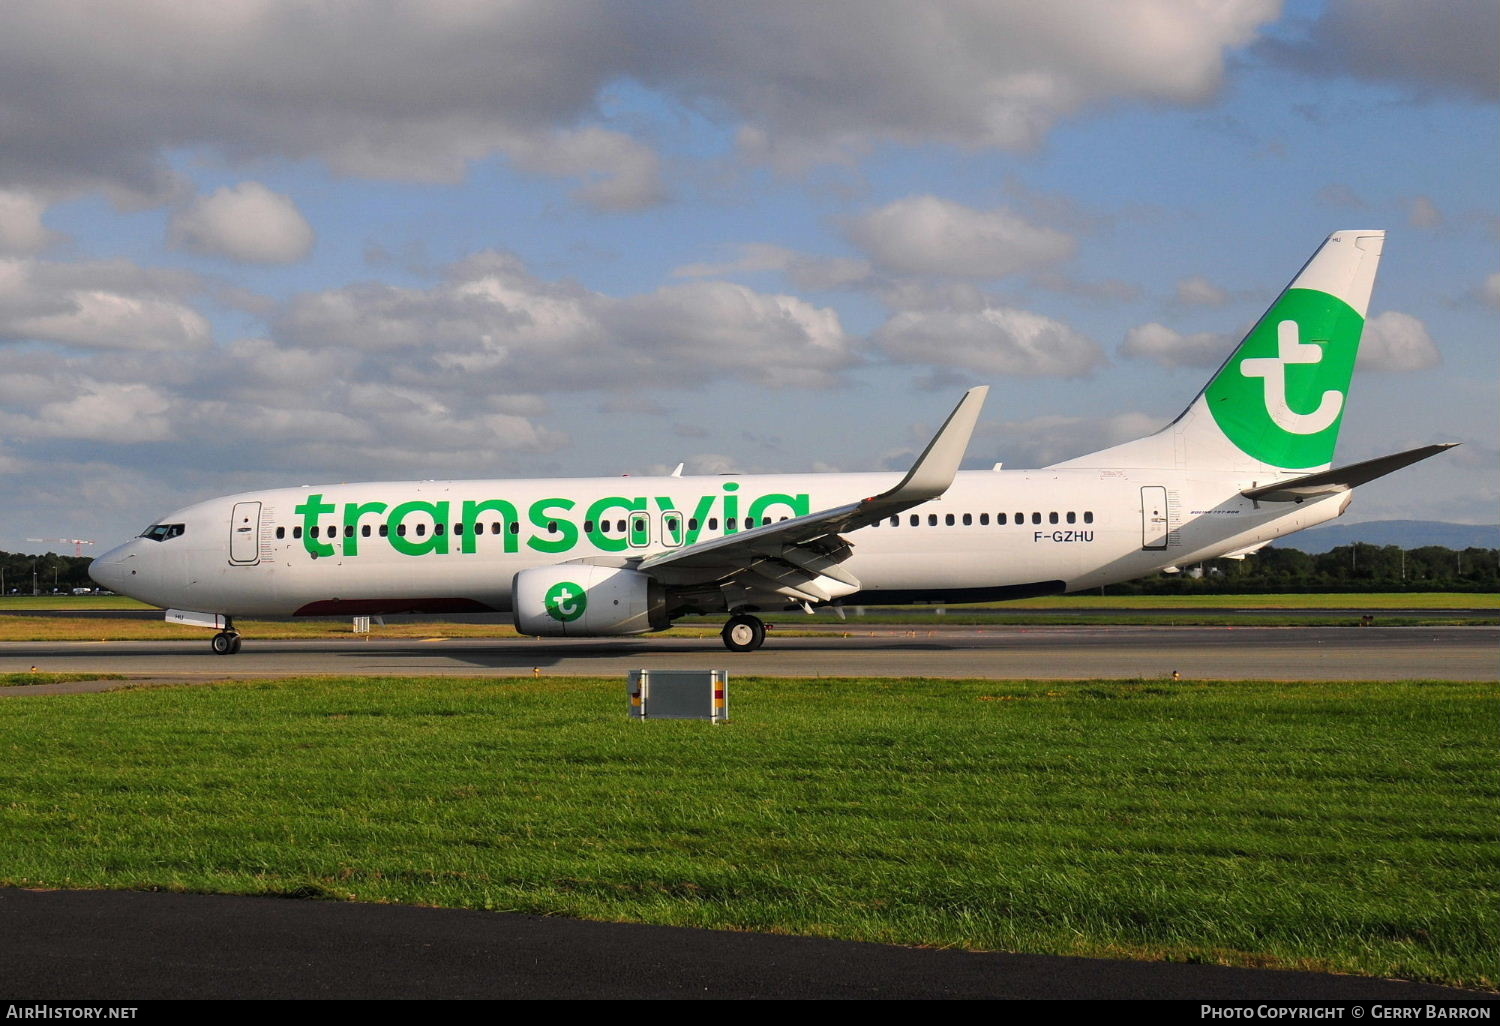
(27, 538, 96, 557)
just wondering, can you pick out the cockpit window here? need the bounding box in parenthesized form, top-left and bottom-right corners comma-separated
(140, 523, 186, 542)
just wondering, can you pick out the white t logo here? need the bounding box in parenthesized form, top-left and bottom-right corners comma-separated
(1239, 320, 1343, 435)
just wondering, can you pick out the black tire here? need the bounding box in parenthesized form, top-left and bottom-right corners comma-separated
(228, 635, 242, 654)
(211, 632, 237, 655)
(721, 614, 765, 653)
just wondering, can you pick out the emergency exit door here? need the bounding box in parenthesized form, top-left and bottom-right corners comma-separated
(1141, 486, 1169, 550)
(229, 501, 262, 564)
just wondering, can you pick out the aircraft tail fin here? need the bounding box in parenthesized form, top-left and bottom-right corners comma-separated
(1052, 230, 1387, 474)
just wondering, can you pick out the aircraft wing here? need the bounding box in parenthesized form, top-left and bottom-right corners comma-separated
(1241, 443, 1457, 503)
(636, 387, 988, 601)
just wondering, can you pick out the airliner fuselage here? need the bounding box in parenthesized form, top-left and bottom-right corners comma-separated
(91, 468, 1347, 618)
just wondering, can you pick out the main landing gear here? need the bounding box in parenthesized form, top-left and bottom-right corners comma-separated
(721, 613, 766, 653)
(211, 619, 242, 655)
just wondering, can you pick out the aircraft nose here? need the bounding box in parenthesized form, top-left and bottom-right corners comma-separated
(88, 544, 134, 592)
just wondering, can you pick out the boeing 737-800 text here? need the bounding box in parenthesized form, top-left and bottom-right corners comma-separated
(90, 231, 1453, 653)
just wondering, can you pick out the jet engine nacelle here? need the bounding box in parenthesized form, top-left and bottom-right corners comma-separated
(512, 564, 669, 637)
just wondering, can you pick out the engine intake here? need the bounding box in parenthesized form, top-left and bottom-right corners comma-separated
(512, 565, 669, 637)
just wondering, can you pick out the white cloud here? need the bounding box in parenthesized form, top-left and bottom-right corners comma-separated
(1478, 272, 1500, 310)
(875, 305, 1104, 378)
(169, 182, 315, 264)
(0, 2, 1279, 201)
(845, 196, 1075, 278)
(0, 191, 62, 252)
(1315, 183, 1366, 209)
(276, 250, 857, 391)
(1120, 322, 1234, 368)
(978, 411, 1166, 469)
(672, 244, 873, 292)
(1407, 196, 1444, 231)
(504, 127, 667, 212)
(1357, 311, 1440, 372)
(1174, 275, 1230, 306)
(0, 258, 212, 351)
(701, 1, 1278, 156)
(1272, 0, 1499, 100)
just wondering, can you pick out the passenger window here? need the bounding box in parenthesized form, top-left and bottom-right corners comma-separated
(617, 520, 626, 532)
(548, 522, 558, 534)
(1049, 512, 1058, 524)
(379, 524, 389, 536)
(889, 517, 899, 527)
(509, 522, 519, 535)
(397, 525, 406, 537)
(453, 523, 463, 535)
(416, 524, 427, 537)
(997, 513, 1006, 525)
(1067, 512, 1076, 524)
(962, 513, 972, 526)
(945, 514, 954, 526)
(345, 525, 354, 537)
(1031, 512, 1041, 524)
(362, 525, 371, 537)
(294, 526, 303, 539)
(1083, 511, 1094, 524)
(434, 524, 444, 536)
(276, 527, 285, 539)
(980, 513, 989, 526)
(584, 521, 594, 533)
(689, 518, 699, 531)
(928, 514, 937, 526)
(709, 518, 719, 530)
(909, 515, 918, 527)
(727, 518, 737, 530)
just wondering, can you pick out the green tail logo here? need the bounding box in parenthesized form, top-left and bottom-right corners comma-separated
(1204, 288, 1364, 469)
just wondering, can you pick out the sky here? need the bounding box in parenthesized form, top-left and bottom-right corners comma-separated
(1, 0, 1496, 557)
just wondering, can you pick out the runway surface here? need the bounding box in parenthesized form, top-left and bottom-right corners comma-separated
(2, 624, 1495, 684)
(2, 888, 1486, 1000)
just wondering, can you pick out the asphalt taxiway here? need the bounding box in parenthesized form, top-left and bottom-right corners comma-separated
(1, 624, 1494, 684)
(2, 888, 1487, 1000)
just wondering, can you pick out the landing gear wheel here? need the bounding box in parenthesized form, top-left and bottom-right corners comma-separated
(721, 614, 766, 653)
(211, 631, 241, 655)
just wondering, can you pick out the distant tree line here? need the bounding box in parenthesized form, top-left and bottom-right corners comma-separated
(1108, 543, 1500, 595)
(2, 542, 1497, 597)
(0, 550, 97, 594)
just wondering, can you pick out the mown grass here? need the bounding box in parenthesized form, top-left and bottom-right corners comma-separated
(0, 672, 125, 688)
(3, 591, 1494, 613)
(0, 675, 1492, 989)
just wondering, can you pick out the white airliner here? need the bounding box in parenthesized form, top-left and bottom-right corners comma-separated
(91, 230, 1452, 653)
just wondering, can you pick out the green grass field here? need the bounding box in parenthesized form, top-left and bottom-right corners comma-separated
(0, 590, 1493, 641)
(4, 592, 1496, 612)
(0, 675, 1492, 989)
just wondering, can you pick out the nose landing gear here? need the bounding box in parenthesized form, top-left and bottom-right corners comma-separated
(721, 613, 766, 653)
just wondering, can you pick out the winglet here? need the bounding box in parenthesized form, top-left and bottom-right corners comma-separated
(871, 386, 988, 504)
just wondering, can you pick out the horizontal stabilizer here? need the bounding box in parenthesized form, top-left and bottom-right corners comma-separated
(1242, 443, 1457, 503)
